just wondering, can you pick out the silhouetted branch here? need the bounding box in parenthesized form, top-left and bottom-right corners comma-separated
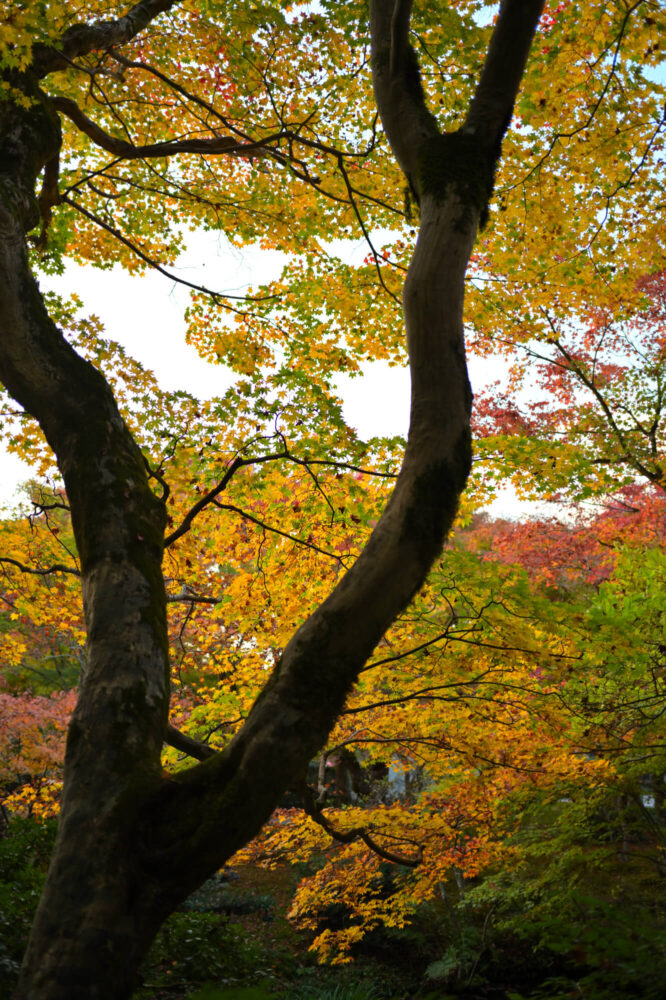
(0, 556, 80, 577)
(165, 724, 216, 761)
(301, 782, 422, 867)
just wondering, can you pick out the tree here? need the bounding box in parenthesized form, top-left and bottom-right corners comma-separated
(0, 1, 548, 996)
(472, 268, 666, 505)
(3, 476, 664, 970)
(240, 479, 665, 962)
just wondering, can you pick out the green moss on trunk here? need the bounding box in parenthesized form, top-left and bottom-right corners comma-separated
(417, 131, 495, 228)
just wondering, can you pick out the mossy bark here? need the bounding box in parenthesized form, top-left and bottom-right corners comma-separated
(417, 132, 497, 228)
(0, 84, 170, 999)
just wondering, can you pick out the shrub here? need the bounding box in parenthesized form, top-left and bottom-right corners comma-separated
(139, 911, 267, 991)
(0, 816, 57, 993)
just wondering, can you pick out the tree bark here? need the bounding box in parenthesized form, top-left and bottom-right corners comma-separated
(1, 1, 544, 997)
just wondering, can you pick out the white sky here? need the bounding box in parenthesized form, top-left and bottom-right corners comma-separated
(2, 229, 531, 516)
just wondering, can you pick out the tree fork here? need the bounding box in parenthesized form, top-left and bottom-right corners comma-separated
(0, 2, 545, 996)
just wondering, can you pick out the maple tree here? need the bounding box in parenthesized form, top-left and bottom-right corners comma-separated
(3, 476, 664, 972)
(471, 268, 666, 506)
(235, 481, 665, 962)
(0, 0, 664, 997)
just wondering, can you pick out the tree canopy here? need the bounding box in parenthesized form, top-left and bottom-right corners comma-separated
(0, 1, 664, 997)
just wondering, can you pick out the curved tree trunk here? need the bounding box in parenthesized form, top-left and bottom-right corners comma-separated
(0, 2, 545, 997)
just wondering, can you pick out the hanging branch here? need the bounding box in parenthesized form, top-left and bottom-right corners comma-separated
(301, 782, 422, 867)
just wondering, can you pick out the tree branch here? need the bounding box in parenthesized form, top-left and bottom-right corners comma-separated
(0, 556, 80, 577)
(33, 0, 181, 78)
(166, 589, 219, 605)
(33, 153, 61, 250)
(301, 783, 421, 867)
(51, 96, 277, 160)
(463, 0, 546, 150)
(163, 452, 293, 548)
(369, 0, 439, 184)
(63, 195, 278, 305)
(389, 0, 414, 77)
(358, 627, 459, 674)
(213, 501, 349, 564)
(165, 724, 217, 761)
(163, 446, 391, 551)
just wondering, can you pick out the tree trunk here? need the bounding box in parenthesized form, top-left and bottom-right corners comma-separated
(0, 2, 545, 996)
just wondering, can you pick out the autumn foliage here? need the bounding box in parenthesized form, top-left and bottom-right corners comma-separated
(2, 465, 664, 962)
(0, 0, 665, 994)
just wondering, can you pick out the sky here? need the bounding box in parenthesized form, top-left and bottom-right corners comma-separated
(0, 227, 525, 515)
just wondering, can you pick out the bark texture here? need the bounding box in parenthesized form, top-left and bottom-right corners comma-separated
(0, 2, 544, 997)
